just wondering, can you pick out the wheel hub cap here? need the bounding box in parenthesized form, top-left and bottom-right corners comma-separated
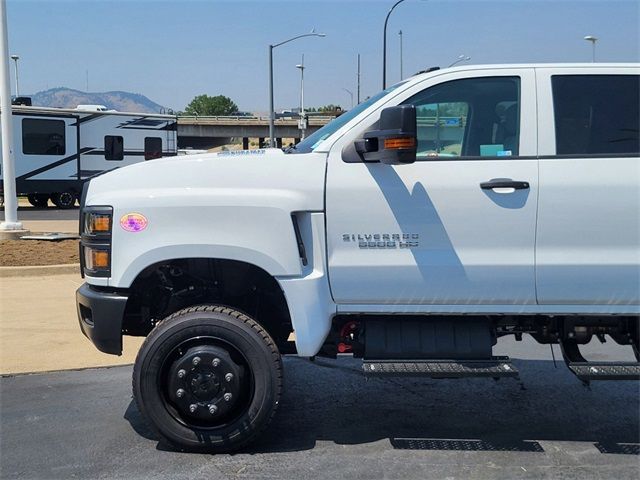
(166, 345, 243, 422)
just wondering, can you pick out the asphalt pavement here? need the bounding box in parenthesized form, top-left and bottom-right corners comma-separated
(0, 205, 80, 222)
(1, 337, 639, 480)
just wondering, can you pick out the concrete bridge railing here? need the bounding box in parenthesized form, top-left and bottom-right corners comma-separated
(177, 115, 335, 149)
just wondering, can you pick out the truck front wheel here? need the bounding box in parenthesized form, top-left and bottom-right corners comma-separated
(132, 305, 283, 453)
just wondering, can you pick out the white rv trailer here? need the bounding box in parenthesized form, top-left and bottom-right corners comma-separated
(0, 105, 177, 208)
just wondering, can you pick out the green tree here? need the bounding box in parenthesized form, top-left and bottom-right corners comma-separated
(183, 94, 239, 116)
(317, 104, 342, 113)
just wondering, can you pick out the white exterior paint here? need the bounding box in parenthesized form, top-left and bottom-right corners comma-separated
(86, 149, 327, 287)
(326, 68, 539, 305)
(535, 66, 640, 305)
(84, 64, 640, 356)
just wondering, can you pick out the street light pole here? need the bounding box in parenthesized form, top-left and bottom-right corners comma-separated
(268, 31, 325, 148)
(342, 88, 354, 109)
(9, 53, 18, 96)
(268, 45, 274, 147)
(399, 29, 403, 80)
(357, 53, 361, 104)
(383, 0, 406, 89)
(584, 35, 597, 62)
(1, 0, 24, 232)
(296, 55, 306, 140)
(448, 54, 471, 68)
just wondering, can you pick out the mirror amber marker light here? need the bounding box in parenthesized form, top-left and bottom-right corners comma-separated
(384, 137, 416, 149)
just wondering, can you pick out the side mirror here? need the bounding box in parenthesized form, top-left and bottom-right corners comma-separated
(355, 105, 416, 164)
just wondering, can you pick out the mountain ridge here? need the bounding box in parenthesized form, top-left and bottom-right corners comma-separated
(27, 87, 167, 113)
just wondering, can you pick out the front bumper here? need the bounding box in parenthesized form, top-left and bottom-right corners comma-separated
(76, 283, 128, 355)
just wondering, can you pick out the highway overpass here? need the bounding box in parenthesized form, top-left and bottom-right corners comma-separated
(177, 115, 333, 149)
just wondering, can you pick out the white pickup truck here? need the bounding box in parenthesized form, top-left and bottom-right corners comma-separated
(76, 63, 639, 452)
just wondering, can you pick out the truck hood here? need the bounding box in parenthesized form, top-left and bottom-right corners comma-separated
(86, 148, 327, 212)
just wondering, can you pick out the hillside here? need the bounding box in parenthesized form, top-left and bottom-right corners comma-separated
(28, 87, 166, 113)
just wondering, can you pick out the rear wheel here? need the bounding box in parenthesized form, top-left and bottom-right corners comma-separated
(27, 194, 50, 208)
(133, 305, 282, 452)
(51, 191, 76, 209)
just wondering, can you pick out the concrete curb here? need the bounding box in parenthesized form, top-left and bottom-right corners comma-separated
(0, 263, 80, 277)
(0, 229, 31, 240)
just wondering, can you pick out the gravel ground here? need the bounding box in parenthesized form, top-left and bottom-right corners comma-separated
(0, 239, 79, 266)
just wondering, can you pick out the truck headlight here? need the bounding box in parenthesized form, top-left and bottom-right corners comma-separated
(84, 212, 112, 234)
(84, 246, 110, 270)
(80, 206, 113, 277)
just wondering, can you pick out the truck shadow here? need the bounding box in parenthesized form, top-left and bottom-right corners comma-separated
(124, 356, 640, 455)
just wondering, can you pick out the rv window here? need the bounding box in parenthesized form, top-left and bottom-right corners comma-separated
(105, 136, 124, 160)
(144, 137, 163, 160)
(22, 119, 66, 155)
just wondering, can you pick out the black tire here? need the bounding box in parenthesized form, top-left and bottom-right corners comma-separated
(27, 194, 50, 208)
(133, 305, 282, 453)
(51, 191, 76, 209)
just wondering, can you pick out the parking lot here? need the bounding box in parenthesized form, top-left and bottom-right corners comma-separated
(2, 337, 638, 480)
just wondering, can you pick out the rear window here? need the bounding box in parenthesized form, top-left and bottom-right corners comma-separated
(22, 119, 66, 155)
(552, 75, 639, 155)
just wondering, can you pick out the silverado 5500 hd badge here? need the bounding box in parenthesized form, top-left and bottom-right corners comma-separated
(342, 233, 419, 249)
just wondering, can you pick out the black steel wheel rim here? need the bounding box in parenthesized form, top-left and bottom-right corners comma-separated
(157, 335, 255, 430)
(58, 192, 74, 207)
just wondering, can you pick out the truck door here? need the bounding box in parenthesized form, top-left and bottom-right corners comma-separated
(326, 69, 538, 306)
(535, 68, 640, 305)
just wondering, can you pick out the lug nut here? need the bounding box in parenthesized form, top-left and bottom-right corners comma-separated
(212, 358, 221, 367)
(225, 373, 234, 382)
(177, 369, 186, 378)
(192, 356, 201, 366)
(189, 404, 198, 413)
(224, 393, 233, 402)
(176, 389, 185, 398)
(208, 404, 218, 415)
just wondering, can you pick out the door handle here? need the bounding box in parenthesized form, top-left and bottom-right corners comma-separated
(480, 180, 530, 190)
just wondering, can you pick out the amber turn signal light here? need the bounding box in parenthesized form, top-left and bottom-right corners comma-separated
(92, 250, 109, 268)
(85, 212, 112, 234)
(384, 137, 416, 149)
(91, 215, 111, 232)
(84, 247, 110, 270)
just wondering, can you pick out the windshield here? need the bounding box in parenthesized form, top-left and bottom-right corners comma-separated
(288, 82, 406, 154)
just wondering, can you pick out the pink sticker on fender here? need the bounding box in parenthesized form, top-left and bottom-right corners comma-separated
(120, 213, 148, 232)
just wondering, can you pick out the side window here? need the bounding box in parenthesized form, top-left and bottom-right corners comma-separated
(144, 137, 163, 160)
(403, 76, 521, 159)
(22, 119, 66, 155)
(104, 135, 124, 161)
(415, 102, 468, 157)
(552, 75, 639, 155)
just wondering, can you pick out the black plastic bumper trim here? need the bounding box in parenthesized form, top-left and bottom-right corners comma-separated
(76, 283, 128, 355)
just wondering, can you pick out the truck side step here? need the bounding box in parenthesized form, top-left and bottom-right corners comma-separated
(362, 356, 519, 379)
(567, 363, 640, 381)
(560, 340, 640, 382)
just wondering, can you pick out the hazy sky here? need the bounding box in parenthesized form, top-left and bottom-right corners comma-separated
(7, 0, 640, 112)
